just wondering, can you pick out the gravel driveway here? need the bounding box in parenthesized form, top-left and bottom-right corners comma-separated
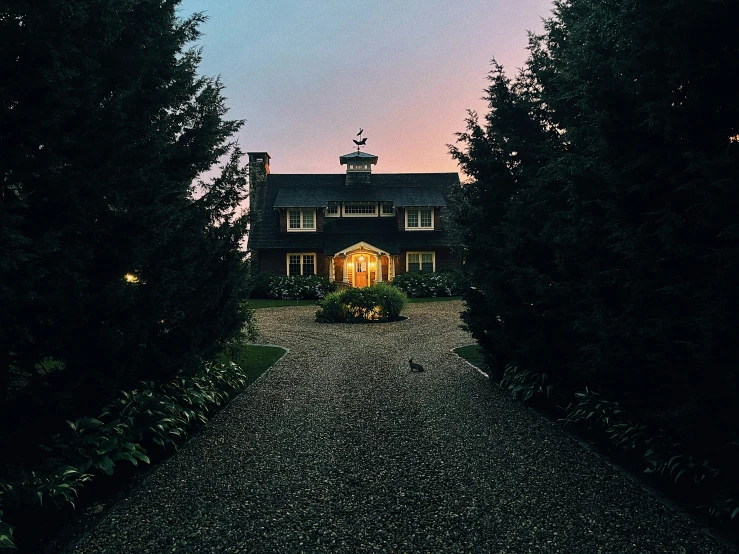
(73, 301, 735, 553)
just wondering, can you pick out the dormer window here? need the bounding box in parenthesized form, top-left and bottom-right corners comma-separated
(343, 202, 377, 216)
(326, 203, 339, 217)
(405, 207, 434, 230)
(287, 208, 315, 231)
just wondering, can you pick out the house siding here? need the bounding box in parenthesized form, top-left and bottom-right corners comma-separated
(258, 250, 286, 275)
(434, 246, 459, 270)
(396, 208, 405, 231)
(316, 210, 325, 232)
(333, 255, 344, 282)
(434, 207, 443, 230)
(278, 210, 287, 233)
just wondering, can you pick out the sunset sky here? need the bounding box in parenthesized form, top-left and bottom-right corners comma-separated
(177, 0, 555, 176)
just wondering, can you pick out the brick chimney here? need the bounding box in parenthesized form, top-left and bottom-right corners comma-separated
(247, 152, 270, 190)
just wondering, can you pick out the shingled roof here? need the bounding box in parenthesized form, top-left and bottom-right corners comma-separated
(273, 186, 447, 208)
(248, 170, 460, 254)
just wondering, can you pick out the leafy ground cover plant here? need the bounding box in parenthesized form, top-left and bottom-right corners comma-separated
(0, 344, 285, 550)
(455, 347, 739, 526)
(499, 364, 555, 403)
(315, 283, 408, 323)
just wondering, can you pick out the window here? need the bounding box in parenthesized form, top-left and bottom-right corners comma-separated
(288, 254, 301, 275)
(381, 203, 395, 215)
(343, 202, 377, 216)
(287, 253, 315, 276)
(407, 251, 435, 273)
(405, 207, 433, 230)
(421, 253, 434, 272)
(287, 209, 315, 231)
(326, 204, 339, 216)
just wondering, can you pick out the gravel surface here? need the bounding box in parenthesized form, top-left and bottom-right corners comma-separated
(72, 301, 735, 553)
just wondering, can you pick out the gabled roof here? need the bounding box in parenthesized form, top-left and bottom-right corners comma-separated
(269, 173, 456, 207)
(248, 170, 460, 253)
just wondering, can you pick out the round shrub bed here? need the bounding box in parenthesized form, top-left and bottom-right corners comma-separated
(315, 283, 408, 323)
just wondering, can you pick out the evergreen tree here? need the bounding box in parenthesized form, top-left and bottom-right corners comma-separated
(451, 0, 739, 460)
(0, 0, 251, 423)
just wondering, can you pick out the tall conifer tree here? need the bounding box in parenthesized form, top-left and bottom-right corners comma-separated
(0, 0, 250, 419)
(451, 0, 739, 460)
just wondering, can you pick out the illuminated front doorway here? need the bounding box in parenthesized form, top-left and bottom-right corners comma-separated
(332, 241, 395, 288)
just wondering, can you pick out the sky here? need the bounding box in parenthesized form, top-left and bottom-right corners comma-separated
(177, 0, 555, 176)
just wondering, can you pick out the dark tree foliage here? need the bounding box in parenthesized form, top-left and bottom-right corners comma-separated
(0, 1, 250, 428)
(451, 0, 739, 463)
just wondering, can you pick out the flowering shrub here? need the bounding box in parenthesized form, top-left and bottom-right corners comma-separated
(390, 269, 467, 298)
(268, 275, 337, 300)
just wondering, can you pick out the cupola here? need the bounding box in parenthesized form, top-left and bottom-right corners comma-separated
(340, 151, 378, 173)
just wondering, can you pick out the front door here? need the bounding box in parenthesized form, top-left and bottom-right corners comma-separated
(354, 256, 368, 287)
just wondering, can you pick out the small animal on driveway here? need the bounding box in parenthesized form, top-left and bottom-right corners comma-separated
(409, 358, 425, 372)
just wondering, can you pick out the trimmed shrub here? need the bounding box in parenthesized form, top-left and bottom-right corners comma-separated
(315, 283, 408, 323)
(390, 268, 467, 298)
(314, 291, 349, 323)
(246, 272, 273, 299)
(268, 275, 336, 300)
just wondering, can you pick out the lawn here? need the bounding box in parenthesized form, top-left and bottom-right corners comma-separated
(247, 296, 462, 309)
(453, 344, 487, 371)
(218, 343, 286, 382)
(246, 299, 320, 309)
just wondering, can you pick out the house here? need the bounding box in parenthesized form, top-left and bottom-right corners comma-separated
(247, 148, 460, 287)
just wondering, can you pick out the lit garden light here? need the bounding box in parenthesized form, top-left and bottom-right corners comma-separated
(124, 273, 140, 284)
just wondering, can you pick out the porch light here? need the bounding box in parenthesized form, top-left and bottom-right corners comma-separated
(124, 273, 139, 283)
(359, 255, 365, 261)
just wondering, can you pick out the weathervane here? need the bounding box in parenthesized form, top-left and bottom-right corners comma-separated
(353, 128, 367, 152)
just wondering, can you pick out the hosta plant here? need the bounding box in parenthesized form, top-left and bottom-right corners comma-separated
(499, 364, 554, 402)
(0, 509, 14, 550)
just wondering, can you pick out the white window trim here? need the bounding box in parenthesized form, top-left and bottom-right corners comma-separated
(325, 205, 340, 218)
(286, 253, 316, 276)
(404, 207, 434, 230)
(406, 251, 435, 272)
(380, 203, 395, 217)
(342, 202, 378, 217)
(286, 208, 316, 232)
